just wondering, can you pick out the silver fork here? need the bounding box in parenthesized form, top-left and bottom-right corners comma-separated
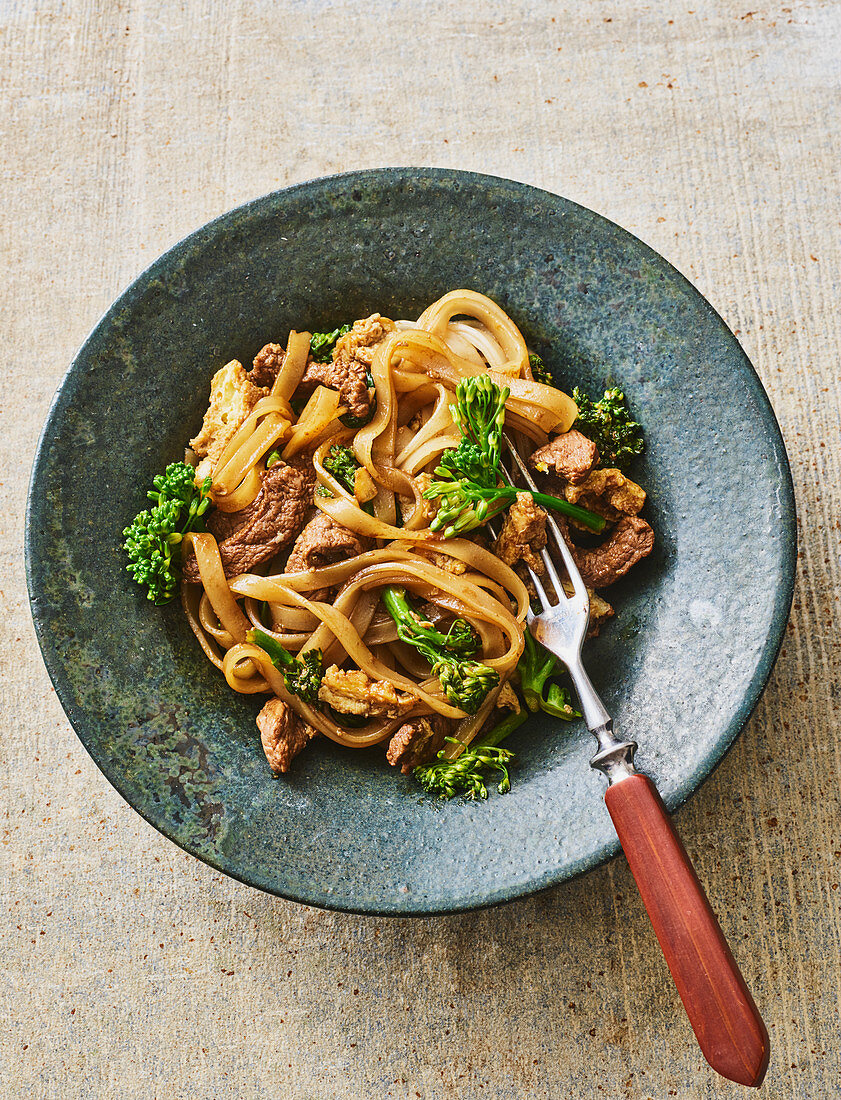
(500, 433, 769, 1089)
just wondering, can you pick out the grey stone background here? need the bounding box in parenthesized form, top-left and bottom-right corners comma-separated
(2, 2, 839, 1097)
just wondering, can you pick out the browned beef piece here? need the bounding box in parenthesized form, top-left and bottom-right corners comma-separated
(285, 512, 366, 574)
(284, 512, 368, 599)
(530, 429, 599, 484)
(299, 313, 393, 420)
(386, 715, 450, 774)
(256, 697, 318, 774)
(182, 461, 313, 581)
(283, 450, 317, 502)
(250, 343, 285, 388)
(301, 355, 370, 421)
(563, 515, 654, 588)
(492, 492, 547, 574)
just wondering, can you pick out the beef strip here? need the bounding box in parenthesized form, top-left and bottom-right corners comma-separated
(283, 513, 367, 599)
(492, 492, 548, 574)
(256, 697, 318, 774)
(530, 429, 599, 484)
(283, 450, 317, 502)
(182, 460, 312, 581)
(301, 357, 370, 421)
(250, 342, 285, 388)
(299, 313, 394, 420)
(561, 515, 654, 588)
(386, 715, 451, 774)
(564, 467, 646, 521)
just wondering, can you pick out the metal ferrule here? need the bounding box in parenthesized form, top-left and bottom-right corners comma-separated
(589, 721, 638, 784)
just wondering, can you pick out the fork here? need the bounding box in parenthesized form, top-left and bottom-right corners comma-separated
(501, 434, 770, 1088)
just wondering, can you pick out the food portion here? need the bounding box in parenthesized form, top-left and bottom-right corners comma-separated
(123, 290, 653, 798)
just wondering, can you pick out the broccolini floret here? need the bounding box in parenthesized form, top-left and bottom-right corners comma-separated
(572, 387, 644, 471)
(247, 628, 324, 704)
(309, 323, 351, 363)
(380, 585, 496, 715)
(528, 353, 555, 387)
(414, 712, 527, 799)
(122, 462, 212, 604)
(322, 444, 359, 492)
(516, 631, 582, 720)
(423, 376, 606, 537)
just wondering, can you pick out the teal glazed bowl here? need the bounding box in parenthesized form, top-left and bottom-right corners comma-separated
(26, 169, 795, 914)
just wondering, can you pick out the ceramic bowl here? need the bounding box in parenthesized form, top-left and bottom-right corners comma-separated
(26, 169, 795, 914)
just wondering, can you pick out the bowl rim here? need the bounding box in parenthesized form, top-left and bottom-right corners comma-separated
(25, 166, 797, 915)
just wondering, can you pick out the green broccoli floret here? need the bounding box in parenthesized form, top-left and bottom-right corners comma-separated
(320, 443, 377, 513)
(572, 387, 644, 471)
(414, 711, 528, 799)
(517, 632, 582, 720)
(247, 628, 324, 704)
(380, 586, 496, 715)
(422, 375, 510, 538)
(423, 376, 606, 537)
(122, 462, 212, 604)
(413, 631, 583, 799)
(528, 353, 555, 387)
(435, 660, 501, 717)
(322, 444, 359, 492)
(309, 323, 352, 363)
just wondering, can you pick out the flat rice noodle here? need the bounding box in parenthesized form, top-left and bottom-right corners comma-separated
(272, 330, 311, 402)
(229, 576, 468, 719)
(183, 532, 250, 642)
(283, 386, 345, 458)
(223, 643, 405, 747)
(417, 290, 529, 369)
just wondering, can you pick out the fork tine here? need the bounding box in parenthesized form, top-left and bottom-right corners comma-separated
(501, 432, 590, 603)
(497, 451, 566, 606)
(523, 562, 552, 612)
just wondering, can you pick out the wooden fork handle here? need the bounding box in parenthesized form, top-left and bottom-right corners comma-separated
(604, 773, 769, 1087)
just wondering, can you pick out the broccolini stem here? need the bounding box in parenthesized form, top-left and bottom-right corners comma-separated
(528, 491, 605, 533)
(413, 710, 528, 800)
(429, 484, 605, 535)
(247, 627, 293, 668)
(476, 707, 529, 748)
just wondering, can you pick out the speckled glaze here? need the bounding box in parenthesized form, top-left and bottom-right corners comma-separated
(26, 169, 795, 915)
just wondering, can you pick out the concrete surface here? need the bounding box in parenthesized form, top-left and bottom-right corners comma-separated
(2, 2, 839, 1097)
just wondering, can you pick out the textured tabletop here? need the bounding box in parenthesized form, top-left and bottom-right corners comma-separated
(2, 3, 839, 1098)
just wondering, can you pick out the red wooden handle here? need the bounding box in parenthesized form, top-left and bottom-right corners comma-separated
(605, 773, 769, 1087)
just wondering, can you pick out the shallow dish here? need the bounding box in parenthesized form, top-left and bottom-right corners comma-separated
(26, 168, 795, 914)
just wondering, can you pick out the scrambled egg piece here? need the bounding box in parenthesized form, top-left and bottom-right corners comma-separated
(318, 666, 418, 718)
(334, 313, 395, 369)
(189, 360, 268, 480)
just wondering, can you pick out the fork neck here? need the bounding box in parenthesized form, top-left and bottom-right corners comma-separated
(564, 660, 638, 784)
(590, 723, 638, 784)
